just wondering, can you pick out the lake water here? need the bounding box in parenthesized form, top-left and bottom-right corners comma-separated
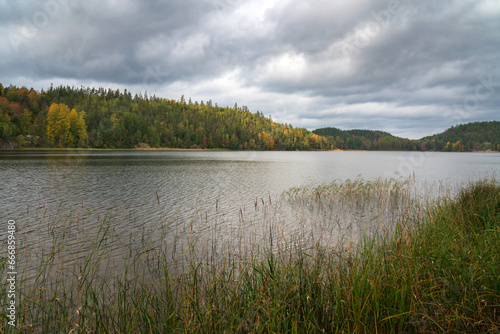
(1, 150, 499, 278)
(2, 150, 499, 221)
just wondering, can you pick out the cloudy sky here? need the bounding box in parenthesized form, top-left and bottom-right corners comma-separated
(1, 0, 499, 139)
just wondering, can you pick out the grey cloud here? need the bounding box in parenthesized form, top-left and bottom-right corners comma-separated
(2, 0, 221, 82)
(0, 0, 499, 139)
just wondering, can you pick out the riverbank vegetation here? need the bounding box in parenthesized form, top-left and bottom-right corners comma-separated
(1, 178, 499, 332)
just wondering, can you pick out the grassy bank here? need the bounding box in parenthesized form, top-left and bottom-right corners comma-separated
(1, 179, 499, 333)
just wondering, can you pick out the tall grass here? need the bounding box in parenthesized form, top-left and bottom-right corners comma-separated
(1, 178, 499, 333)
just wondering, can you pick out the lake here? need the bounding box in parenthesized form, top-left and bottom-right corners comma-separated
(1, 150, 499, 277)
(2, 150, 499, 220)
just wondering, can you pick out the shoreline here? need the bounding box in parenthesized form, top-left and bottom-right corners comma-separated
(1, 147, 499, 153)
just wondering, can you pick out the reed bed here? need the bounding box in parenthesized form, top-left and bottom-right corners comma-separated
(1, 177, 499, 333)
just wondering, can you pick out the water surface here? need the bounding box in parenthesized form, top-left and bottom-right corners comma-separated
(1, 150, 499, 279)
(1, 150, 499, 223)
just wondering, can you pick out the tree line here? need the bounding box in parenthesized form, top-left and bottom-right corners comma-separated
(1, 82, 498, 151)
(422, 121, 500, 152)
(314, 122, 500, 152)
(0, 83, 328, 150)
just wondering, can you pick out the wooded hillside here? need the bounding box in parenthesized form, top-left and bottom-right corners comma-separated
(1, 82, 498, 151)
(314, 121, 500, 152)
(0, 83, 328, 150)
(313, 127, 417, 151)
(422, 121, 500, 152)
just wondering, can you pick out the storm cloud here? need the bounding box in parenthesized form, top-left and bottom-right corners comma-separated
(1, 0, 499, 138)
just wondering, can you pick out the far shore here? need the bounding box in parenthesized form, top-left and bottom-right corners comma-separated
(1, 147, 499, 153)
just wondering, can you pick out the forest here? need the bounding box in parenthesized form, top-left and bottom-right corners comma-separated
(1, 82, 499, 151)
(0, 83, 328, 150)
(313, 127, 416, 151)
(421, 121, 500, 152)
(314, 121, 500, 152)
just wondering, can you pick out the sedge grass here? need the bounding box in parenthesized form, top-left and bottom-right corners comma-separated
(0, 178, 499, 333)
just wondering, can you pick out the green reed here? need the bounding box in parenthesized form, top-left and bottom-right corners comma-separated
(1, 177, 499, 333)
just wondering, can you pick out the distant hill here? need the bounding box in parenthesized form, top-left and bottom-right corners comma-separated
(314, 121, 500, 152)
(422, 121, 500, 152)
(313, 127, 417, 151)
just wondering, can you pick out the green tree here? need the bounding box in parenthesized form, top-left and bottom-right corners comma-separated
(68, 108, 88, 147)
(0, 113, 16, 142)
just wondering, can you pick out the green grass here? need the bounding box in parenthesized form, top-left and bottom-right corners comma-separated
(1, 178, 499, 333)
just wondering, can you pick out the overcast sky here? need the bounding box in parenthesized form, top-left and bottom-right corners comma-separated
(1, 0, 499, 139)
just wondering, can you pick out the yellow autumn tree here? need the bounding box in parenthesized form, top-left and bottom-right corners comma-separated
(261, 131, 275, 150)
(451, 140, 462, 152)
(46, 103, 88, 147)
(46, 103, 70, 146)
(68, 108, 88, 146)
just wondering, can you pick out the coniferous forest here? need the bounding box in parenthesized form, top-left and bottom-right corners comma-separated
(0, 82, 499, 151)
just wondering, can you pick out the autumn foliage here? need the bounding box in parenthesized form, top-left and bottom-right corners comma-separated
(46, 103, 88, 147)
(0, 83, 329, 150)
(1, 82, 499, 151)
